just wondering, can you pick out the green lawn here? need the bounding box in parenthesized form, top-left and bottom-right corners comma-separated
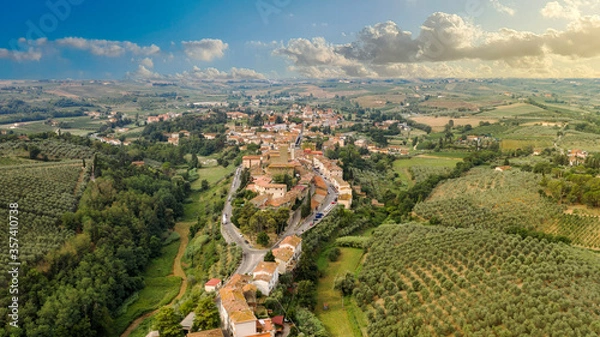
(112, 240, 181, 336)
(190, 165, 235, 189)
(112, 277, 181, 336)
(145, 240, 180, 278)
(315, 247, 367, 337)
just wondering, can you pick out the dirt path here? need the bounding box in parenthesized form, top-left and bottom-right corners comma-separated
(171, 221, 191, 299)
(120, 310, 157, 337)
(120, 221, 192, 337)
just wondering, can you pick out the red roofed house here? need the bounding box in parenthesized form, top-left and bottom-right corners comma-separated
(205, 278, 223, 293)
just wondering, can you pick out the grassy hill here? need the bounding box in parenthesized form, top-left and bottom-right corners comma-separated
(355, 224, 600, 337)
(413, 167, 600, 249)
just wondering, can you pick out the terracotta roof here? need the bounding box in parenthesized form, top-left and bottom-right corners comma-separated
(271, 315, 284, 326)
(253, 262, 278, 275)
(281, 235, 302, 249)
(229, 310, 256, 324)
(219, 287, 256, 324)
(224, 274, 252, 290)
(314, 176, 328, 189)
(186, 329, 224, 337)
(205, 278, 222, 287)
(253, 274, 273, 283)
(272, 247, 294, 263)
(315, 189, 328, 196)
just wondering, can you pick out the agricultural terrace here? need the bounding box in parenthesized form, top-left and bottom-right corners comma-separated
(393, 155, 462, 187)
(0, 161, 88, 269)
(498, 125, 559, 151)
(414, 167, 600, 249)
(355, 224, 600, 337)
(0, 139, 95, 160)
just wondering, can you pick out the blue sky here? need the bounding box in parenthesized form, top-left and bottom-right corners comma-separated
(1, 0, 599, 79)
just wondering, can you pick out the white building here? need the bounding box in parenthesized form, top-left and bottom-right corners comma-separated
(252, 262, 279, 296)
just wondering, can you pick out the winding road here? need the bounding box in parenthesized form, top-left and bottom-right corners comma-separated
(221, 165, 338, 276)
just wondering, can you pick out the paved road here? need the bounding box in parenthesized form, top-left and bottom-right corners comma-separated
(221, 167, 268, 275)
(222, 166, 339, 276)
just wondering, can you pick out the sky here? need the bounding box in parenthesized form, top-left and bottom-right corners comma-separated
(1, 0, 600, 80)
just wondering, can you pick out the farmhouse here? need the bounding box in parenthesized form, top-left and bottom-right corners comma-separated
(205, 278, 222, 293)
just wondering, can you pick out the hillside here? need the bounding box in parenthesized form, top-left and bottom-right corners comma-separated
(355, 224, 600, 337)
(413, 167, 600, 249)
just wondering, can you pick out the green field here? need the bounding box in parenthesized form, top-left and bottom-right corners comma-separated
(393, 155, 461, 187)
(559, 131, 600, 152)
(113, 240, 182, 335)
(356, 224, 600, 337)
(0, 117, 102, 136)
(316, 247, 367, 337)
(190, 165, 235, 189)
(479, 103, 546, 118)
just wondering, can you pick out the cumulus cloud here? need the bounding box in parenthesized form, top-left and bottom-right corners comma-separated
(541, 0, 581, 20)
(181, 39, 228, 61)
(56, 37, 160, 57)
(0, 48, 42, 62)
(545, 15, 600, 58)
(128, 65, 162, 80)
(177, 66, 266, 80)
(140, 57, 154, 69)
(275, 12, 600, 78)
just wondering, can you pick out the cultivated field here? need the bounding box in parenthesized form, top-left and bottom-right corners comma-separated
(354, 94, 407, 108)
(409, 116, 498, 132)
(414, 167, 600, 249)
(356, 224, 600, 337)
(479, 103, 547, 118)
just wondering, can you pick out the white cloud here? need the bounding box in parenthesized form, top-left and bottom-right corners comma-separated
(128, 65, 162, 80)
(0, 48, 42, 62)
(489, 0, 516, 16)
(140, 57, 154, 69)
(275, 12, 600, 78)
(177, 66, 266, 80)
(181, 39, 228, 61)
(56, 37, 160, 57)
(540, 0, 600, 20)
(541, 1, 580, 19)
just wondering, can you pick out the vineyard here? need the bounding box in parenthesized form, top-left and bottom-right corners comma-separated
(409, 166, 453, 184)
(0, 162, 88, 268)
(355, 224, 600, 337)
(412, 168, 600, 249)
(0, 138, 95, 159)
